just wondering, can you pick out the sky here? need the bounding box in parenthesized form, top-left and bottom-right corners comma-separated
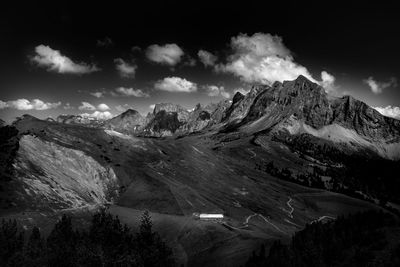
(1, 1, 400, 123)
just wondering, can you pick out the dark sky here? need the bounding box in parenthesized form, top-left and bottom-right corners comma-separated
(1, 1, 399, 122)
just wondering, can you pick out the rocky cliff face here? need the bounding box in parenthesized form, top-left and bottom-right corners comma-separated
(228, 75, 400, 159)
(223, 85, 269, 123)
(6, 135, 119, 211)
(45, 75, 400, 159)
(57, 114, 105, 127)
(153, 103, 190, 123)
(105, 109, 145, 134)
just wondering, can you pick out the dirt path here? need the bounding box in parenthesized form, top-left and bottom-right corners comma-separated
(247, 148, 256, 158)
(282, 197, 294, 218)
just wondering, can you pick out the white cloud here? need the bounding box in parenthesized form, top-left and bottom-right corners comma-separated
(146, 43, 184, 66)
(217, 33, 316, 85)
(0, 99, 61, 110)
(205, 85, 230, 98)
(114, 58, 137, 78)
(80, 111, 113, 120)
(198, 50, 217, 67)
(154, 77, 197, 93)
(363, 76, 397, 94)
(97, 103, 110, 111)
(96, 37, 113, 47)
(113, 87, 150, 97)
(0, 100, 7, 109)
(184, 56, 196, 67)
(321, 71, 338, 94)
(63, 103, 74, 110)
(78, 101, 96, 111)
(374, 106, 400, 119)
(131, 46, 141, 52)
(31, 45, 100, 74)
(90, 91, 105, 98)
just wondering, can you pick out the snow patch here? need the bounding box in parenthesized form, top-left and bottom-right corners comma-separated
(104, 129, 132, 139)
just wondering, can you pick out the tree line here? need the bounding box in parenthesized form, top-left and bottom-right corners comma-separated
(245, 210, 400, 267)
(0, 209, 175, 267)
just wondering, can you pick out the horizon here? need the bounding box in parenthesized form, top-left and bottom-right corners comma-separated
(0, 74, 383, 125)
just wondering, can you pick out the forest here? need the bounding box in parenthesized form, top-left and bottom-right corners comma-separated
(0, 209, 175, 267)
(245, 210, 400, 267)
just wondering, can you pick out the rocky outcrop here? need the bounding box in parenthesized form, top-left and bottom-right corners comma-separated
(12, 135, 119, 210)
(143, 110, 182, 137)
(105, 109, 145, 134)
(153, 103, 190, 123)
(57, 114, 105, 127)
(223, 85, 269, 123)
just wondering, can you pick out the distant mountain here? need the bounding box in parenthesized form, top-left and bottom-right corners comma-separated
(104, 109, 145, 134)
(52, 76, 400, 159)
(222, 75, 400, 160)
(56, 114, 105, 127)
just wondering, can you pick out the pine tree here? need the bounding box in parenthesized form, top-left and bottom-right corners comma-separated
(46, 215, 77, 267)
(24, 226, 45, 266)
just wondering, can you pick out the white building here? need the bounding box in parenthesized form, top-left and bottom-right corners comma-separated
(198, 213, 224, 220)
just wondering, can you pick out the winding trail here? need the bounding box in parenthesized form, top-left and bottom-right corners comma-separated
(221, 213, 285, 234)
(247, 149, 257, 158)
(281, 197, 294, 218)
(243, 213, 285, 233)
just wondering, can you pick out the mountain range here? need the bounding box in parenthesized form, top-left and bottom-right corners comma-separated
(1, 75, 399, 266)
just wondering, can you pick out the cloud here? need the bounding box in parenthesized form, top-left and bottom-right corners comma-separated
(146, 43, 184, 66)
(78, 101, 96, 111)
(363, 76, 397, 94)
(154, 77, 197, 93)
(63, 103, 74, 110)
(205, 85, 230, 98)
(321, 71, 338, 94)
(184, 56, 196, 67)
(131, 46, 141, 52)
(0, 100, 7, 109)
(97, 103, 110, 111)
(374, 106, 400, 119)
(80, 111, 113, 120)
(96, 37, 113, 47)
(115, 104, 134, 112)
(113, 87, 150, 97)
(114, 58, 137, 78)
(217, 33, 316, 85)
(90, 91, 105, 98)
(31, 45, 100, 74)
(0, 99, 61, 110)
(198, 50, 217, 67)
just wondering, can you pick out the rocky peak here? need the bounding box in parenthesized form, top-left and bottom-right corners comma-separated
(105, 109, 145, 134)
(232, 92, 245, 103)
(153, 103, 190, 123)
